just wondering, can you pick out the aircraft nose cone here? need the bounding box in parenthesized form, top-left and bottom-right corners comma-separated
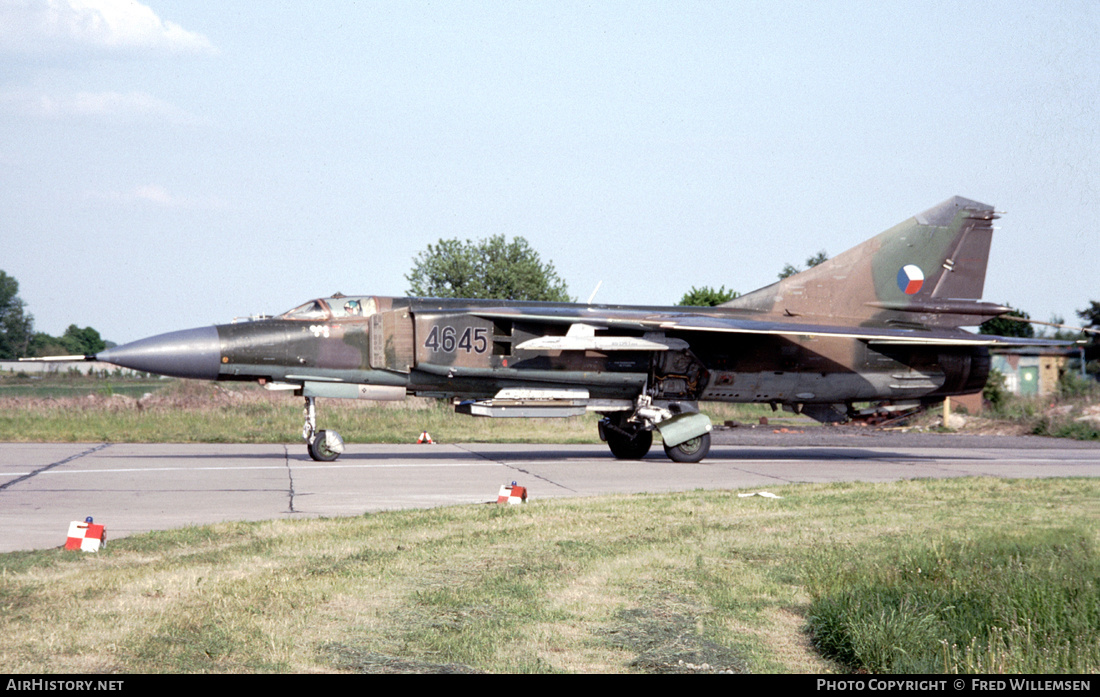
(96, 326, 222, 380)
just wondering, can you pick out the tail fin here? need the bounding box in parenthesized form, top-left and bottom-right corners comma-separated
(721, 196, 1006, 327)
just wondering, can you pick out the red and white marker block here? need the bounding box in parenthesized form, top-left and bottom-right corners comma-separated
(65, 520, 106, 552)
(497, 483, 527, 505)
(417, 431, 434, 444)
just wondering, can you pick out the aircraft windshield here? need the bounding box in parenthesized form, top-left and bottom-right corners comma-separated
(329, 297, 377, 318)
(280, 300, 328, 320)
(279, 297, 377, 320)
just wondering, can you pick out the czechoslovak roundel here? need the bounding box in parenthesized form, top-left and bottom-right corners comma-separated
(896, 264, 924, 295)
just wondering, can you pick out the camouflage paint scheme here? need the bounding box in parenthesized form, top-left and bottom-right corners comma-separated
(87, 197, 1064, 462)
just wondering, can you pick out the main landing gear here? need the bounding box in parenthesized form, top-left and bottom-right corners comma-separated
(663, 433, 710, 463)
(303, 396, 345, 462)
(602, 415, 654, 460)
(598, 397, 712, 463)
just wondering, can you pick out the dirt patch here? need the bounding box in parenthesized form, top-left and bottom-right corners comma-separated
(943, 415, 1032, 436)
(322, 643, 482, 674)
(599, 606, 750, 674)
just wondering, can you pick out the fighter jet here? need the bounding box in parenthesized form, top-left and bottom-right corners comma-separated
(33, 197, 1066, 462)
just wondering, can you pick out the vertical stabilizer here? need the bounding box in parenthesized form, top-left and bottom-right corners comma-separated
(721, 197, 1000, 327)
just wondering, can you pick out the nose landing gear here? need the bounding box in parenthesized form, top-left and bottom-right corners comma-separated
(303, 396, 344, 461)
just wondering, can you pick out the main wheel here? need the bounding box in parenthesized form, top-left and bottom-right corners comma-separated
(605, 426, 653, 460)
(663, 432, 710, 463)
(308, 429, 342, 462)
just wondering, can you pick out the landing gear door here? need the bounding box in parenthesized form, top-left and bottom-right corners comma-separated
(369, 310, 414, 373)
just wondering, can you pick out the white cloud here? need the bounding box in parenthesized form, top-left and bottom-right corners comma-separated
(132, 184, 179, 206)
(0, 0, 215, 55)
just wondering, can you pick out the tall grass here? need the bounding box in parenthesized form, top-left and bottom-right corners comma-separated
(806, 530, 1099, 673)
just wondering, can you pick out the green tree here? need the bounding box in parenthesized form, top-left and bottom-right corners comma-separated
(0, 270, 34, 359)
(979, 305, 1035, 338)
(60, 325, 106, 355)
(777, 263, 800, 280)
(983, 368, 1008, 412)
(28, 326, 106, 357)
(677, 285, 739, 306)
(1077, 300, 1100, 329)
(1077, 300, 1100, 376)
(405, 235, 572, 301)
(28, 333, 67, 358)
(778, 250, 829, 280)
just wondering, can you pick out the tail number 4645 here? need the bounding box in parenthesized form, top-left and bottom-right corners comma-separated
(423, 326, 489, 354)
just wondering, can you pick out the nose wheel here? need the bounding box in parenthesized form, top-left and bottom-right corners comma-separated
(308, 430, 344, 461)
(303, 396, 344, 461)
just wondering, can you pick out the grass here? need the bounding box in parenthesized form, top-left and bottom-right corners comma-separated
(806, 530, 1099, 673)
(1030, 416, 1100, 441)
(1, 477, 1095, 673)
(6, 370, 1098, 444)
(0, 376, 786, 444)
(3, 374, 1096, 673)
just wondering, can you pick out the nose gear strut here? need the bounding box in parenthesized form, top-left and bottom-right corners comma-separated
(303, 396, 344, 461)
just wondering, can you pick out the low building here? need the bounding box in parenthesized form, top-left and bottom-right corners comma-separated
(990, 347, 1082, 397)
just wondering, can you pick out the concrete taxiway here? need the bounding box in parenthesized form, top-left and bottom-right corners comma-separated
(1, 436, 1098, 552)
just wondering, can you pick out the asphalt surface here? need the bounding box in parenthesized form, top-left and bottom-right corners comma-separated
(1, 430, 1097, 552)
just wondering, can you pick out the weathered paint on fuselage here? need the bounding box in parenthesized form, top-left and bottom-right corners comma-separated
(210, 294, 989, 411)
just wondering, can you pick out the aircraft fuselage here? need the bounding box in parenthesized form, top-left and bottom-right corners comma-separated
(132, 295, 988, 412)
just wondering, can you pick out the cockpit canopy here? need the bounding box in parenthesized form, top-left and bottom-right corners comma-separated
(279, 296, 377, 321)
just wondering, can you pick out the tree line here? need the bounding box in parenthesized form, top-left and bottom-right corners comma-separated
(0, 271, 106, 359)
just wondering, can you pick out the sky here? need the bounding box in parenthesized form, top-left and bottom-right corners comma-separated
(1, 1, 1097, 344)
